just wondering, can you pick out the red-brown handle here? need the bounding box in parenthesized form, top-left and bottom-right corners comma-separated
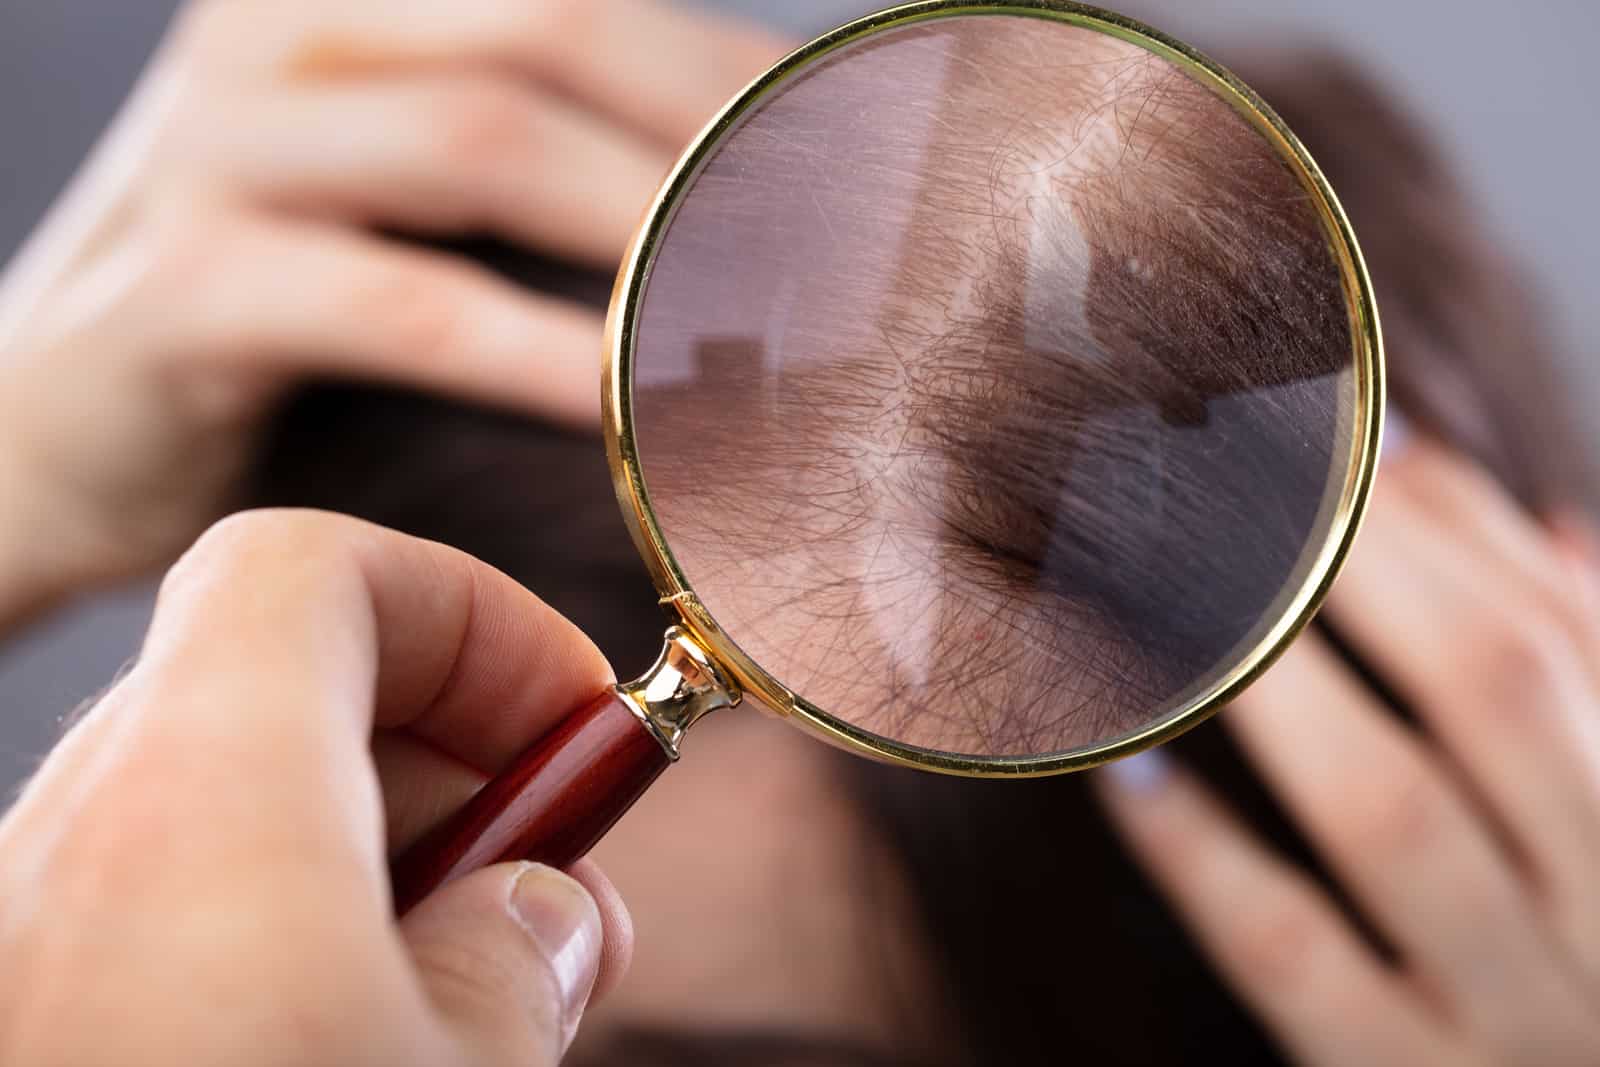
(391, 689, 671, 915)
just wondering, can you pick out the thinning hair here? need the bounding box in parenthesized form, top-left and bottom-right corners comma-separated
(631, 19, 1351, 754)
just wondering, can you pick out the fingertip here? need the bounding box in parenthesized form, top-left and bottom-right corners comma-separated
(508, 863, 603, 1037)
(1093, 746, 1207, 846)
(567, 857, 634, 1002)
(1379, 405, 1412, 467)
(1102, 747, 1175, 797)
(1093, 747, 1186, 840)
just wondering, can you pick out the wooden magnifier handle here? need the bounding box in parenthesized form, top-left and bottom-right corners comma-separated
(390, 627, 737, 915)
(390, 690, 670, 914)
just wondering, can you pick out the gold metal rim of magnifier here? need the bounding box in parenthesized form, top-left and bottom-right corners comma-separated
(599, 0, 1385, 779)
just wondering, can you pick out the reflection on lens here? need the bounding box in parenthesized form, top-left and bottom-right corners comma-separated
(629, 14, 1358, 760)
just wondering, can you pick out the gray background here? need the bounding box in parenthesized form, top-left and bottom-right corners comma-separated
(3, 0, 1597, 790)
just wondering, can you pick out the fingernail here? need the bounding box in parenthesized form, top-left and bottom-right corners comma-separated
(1380, 405, 1411, 465)
(1104, 747, 1173, 793)
(509, 864, 601, 1040)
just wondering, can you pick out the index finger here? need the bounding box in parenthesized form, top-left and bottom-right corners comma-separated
(58, 509, 618, 902)
(143, 509, 616, 773)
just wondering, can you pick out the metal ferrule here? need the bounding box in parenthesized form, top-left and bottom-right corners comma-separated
(618, 626, 742, 759)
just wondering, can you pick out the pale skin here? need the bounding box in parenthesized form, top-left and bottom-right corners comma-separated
(1098, 433, 1600, 1064)
(0, 0, 786, 629)
(3, 0, 1600, 1062)
(0, 510, 633, 1066)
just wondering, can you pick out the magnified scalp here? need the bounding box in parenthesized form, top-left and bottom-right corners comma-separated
(632, 16, 1353, 758)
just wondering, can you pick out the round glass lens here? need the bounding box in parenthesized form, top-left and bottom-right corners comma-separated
(626, 12, 1364, 761)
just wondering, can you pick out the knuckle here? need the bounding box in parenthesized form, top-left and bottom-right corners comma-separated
(432, 81, 538, 176)
(160, 509, 331, 599)
(1454, 614, 1576, 729)
(1227, 884, 1332, 993)
(1334, 762, 1448, 864)
(139, 211, 214, 287)
(186, 507, 313, 560)
(353, 259, 476, 362)
(133, 206, 247, 305)
(152, 510, 366, 651)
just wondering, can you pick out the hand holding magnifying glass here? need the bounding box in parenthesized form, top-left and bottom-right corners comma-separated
(393, 0, 1382, 912)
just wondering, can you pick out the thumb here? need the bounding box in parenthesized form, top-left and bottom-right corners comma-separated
(401, 862, 603, 1066)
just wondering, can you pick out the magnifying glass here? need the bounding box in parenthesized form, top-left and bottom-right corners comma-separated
(392, 0, 1382, 912)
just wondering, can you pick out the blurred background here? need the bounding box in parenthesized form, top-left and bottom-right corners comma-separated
(2, 0, 1597, 791)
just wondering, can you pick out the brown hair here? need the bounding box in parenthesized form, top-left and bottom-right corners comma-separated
(254, 47, 1573, 1067)
(628, 20, 1354, 755)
